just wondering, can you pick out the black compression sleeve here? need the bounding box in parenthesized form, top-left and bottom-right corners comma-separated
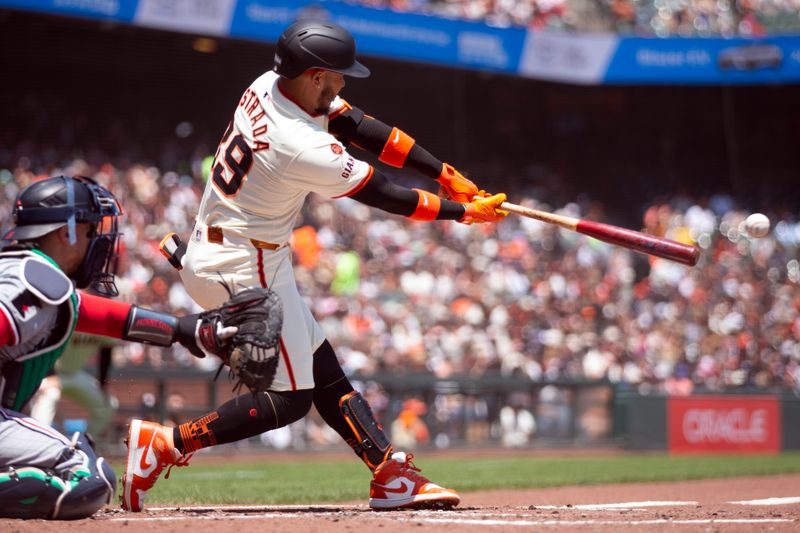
(328, 105, 366, 148)
(350, 169, 465, 220)
(173, 390, 313, 452)
(352, 112, 391, 154)
(405, 144, 442, 179)
(329, 106, 442, 178)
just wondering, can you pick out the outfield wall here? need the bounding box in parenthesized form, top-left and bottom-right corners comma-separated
(51, 367, 800, 452)
(615, 391, 800, 453)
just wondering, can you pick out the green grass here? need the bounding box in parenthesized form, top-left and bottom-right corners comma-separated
(121, 452, 800, 506)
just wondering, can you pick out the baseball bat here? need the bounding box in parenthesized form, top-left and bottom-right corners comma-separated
(501, 202, 700, 267)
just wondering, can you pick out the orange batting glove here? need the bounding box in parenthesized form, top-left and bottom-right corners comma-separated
(460, 193, 508, 225)
(437, 163, 488, 203)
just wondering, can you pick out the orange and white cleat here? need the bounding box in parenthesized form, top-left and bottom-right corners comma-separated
(121, 419, 192, 512)
(369, 452, 460, 510)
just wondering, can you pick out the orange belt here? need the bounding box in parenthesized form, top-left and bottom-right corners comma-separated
(206, 226, 284, 250)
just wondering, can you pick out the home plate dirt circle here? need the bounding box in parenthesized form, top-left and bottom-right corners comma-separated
(2, 474, 798, 532)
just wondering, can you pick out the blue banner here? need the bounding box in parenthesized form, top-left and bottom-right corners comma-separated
(230, 1, 526, 74)
(0, 0, 138, 21)
(2, 0, 799, 85)
(605, 36, 800, 84)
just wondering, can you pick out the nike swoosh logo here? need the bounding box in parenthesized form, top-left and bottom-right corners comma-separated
(377, 477, 414, 499)
(136, 430, 158, 477)
(393, 130, 400, 144)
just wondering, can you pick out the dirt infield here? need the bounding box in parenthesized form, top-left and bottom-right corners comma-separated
(3, 474, 798, 532)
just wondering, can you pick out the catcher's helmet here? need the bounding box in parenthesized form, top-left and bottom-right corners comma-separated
(6, 176, 123, 296)
(274, 20, 370, 79)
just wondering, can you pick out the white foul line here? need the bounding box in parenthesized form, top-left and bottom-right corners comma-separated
(397, 517, 794, 527)
(728, 497, 800, 506)
(147, 504, 349, 511)
(146, 501, 698, 513)
(109, 514, 311, 522)
(532, 501, 698, 510)
(108, 515, 795, 527)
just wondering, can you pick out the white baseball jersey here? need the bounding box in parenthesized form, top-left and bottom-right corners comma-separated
(196, 70, 372, 245)
(182, 70, 372, 391)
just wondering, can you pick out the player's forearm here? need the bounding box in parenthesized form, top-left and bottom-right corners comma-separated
(77, 291, 200, 354)
(350, 169, 465, 221)
(329, 106, 441, 179)
(121, 306, 201, 353)
(76, 292, 131, 338)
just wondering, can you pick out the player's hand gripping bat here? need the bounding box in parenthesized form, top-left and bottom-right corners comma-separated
(501, 201, 700, 267)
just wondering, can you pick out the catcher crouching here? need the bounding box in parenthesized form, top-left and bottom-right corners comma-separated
(0, 176, 283, 520)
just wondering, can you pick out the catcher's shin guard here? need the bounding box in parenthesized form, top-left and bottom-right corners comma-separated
(0, 466, 66, 519)
(0, 434, 114, 520)
(339, 391, 392, 470)
(55, 432, 116, 519)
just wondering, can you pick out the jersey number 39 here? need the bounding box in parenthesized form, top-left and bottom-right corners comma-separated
(212, 122, 253, 197)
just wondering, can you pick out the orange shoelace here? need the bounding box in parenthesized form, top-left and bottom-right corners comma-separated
(398, 453, 427, 483)
(165, 451, 193, 480)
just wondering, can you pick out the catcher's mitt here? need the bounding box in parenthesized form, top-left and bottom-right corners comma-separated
(200, 287, 283, 394)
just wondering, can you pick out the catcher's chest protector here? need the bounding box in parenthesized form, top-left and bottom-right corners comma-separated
(0, 250, 78, 411)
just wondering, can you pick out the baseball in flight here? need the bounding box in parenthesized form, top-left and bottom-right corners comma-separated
(745, 213, 770, 238)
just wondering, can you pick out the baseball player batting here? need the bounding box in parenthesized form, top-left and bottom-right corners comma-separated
(126, 20, 507, 513)
(0, 176, 274, 519)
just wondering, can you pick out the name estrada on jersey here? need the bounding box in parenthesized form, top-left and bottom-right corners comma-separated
(197, 70, 372, 246)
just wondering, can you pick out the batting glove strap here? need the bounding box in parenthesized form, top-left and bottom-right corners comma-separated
(460, 193, 509, 224)
(436, 163, 484, 203)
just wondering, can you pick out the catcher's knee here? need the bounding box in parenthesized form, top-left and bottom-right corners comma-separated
(340, 391, 392, 470)
(53, 433, 115, 520)
(55, 465, 115, 520)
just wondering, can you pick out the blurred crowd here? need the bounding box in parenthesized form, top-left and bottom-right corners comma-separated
(3, 130, 800, 450)
(341, 0, 800, 35)
(3, 155, 799, 400)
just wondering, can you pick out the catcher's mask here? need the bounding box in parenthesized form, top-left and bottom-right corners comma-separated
(273, 20, 370, 79)
(7, 175, 123, 296)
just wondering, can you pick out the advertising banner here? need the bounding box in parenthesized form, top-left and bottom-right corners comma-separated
(134, 0, 237, 36)
(229, 1, 525, 74)
(667, 396, 781, 454)
(518, 30, 618, 84)
(2, 0, 799, 85)
(604, 35, 800, 84)
(0, 0, 139, 21)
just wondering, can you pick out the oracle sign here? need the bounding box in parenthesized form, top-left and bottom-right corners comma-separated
(668, 396, 781, 454)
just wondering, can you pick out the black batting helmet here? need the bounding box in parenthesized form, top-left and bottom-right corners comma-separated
(6, 176, 123, 296)
(274, 20, 370, 79)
